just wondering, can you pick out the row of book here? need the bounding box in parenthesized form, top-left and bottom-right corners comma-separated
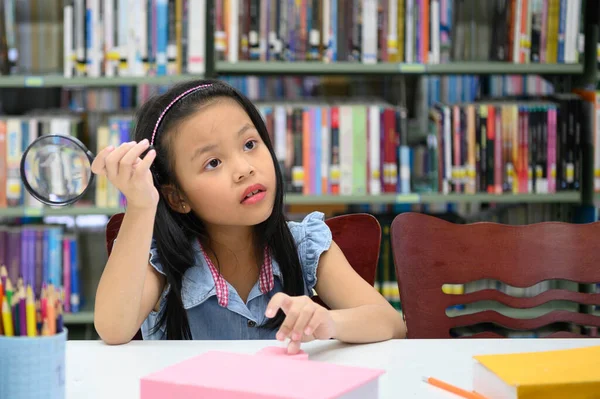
(0, 0, 585, 77)
(414, 95, 584, 195)
(215, 0, 583, 65)
(0, 224, 82, 315)
(58, 73, 555, 115)
(0, 94, 594, 208)
(424, 74, 555, 110)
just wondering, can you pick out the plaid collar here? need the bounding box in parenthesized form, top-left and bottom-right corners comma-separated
(198, 241, 274, 308)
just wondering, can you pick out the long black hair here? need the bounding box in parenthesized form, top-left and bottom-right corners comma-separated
(131, 79, 305, 339)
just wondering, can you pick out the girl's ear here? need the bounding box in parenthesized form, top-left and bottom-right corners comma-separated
(161, 185, 191, 214)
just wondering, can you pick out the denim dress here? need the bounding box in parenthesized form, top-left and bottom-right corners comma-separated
(141, 211, 333, 340)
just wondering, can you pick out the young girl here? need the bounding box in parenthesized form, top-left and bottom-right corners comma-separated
(92, 79, 406, 353)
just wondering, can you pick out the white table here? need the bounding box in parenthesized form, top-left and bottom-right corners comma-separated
(67, 338, 600, 398)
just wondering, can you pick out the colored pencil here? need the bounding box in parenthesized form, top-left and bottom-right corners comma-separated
(2, 297, 14, 337)
(422, 377, 489, 399)
(26, 286, 36, 337)
(18, 286, 26, 336)
(4, 279, 13, 308)
(11, 293, 20, 336)
(46, 285, 56, 335)
(0, 265, 7, 287)
(0, 277, 65, 337)
(56, 301, 63, 334)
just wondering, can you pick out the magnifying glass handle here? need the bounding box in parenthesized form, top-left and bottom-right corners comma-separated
(140, 144, 155, 159)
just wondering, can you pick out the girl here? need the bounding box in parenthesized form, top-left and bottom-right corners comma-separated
(92, 79, 406, 353)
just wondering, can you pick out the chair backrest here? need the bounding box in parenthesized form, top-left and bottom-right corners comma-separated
(104, 212, 382, 339)
(391, 212, 600, 339)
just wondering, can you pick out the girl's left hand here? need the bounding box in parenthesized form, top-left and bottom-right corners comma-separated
(265, 293, 336, 354)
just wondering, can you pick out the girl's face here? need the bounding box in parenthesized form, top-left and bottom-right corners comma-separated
(168, 98, 277, 228)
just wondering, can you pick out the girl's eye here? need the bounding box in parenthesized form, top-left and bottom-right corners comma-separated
(244, 140, 257, 151)
(205, 158, 221, 170)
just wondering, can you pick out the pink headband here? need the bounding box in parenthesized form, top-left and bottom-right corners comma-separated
(150, 84, 212, 146)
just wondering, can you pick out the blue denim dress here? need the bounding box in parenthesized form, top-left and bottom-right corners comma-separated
(141, 211, 333, 340)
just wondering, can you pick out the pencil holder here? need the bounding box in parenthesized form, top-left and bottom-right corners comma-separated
(0, 328, 68, 399)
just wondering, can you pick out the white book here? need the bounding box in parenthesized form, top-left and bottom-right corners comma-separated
(387, 0, 398, 58)
(63, 4, 74, 77)
(187, 0, 206, 74)
(75, 0, 86, 76)
(228, 0, 239, 62)
(361, 0, 377, 64)
(104, 0, 119, 77)
(339, 106, 354, 196)
(118, 0, 129, 75)
(86, 0, 102, 77)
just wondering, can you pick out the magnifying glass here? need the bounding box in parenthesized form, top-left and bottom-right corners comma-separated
(19, 134, 152, 207)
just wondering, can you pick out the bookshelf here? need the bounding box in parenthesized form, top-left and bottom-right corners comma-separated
(0, 192, 582, 219)
(1, 0, 599, 339)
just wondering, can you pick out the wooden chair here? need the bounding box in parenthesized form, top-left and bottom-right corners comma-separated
(104, 212, 382, 340)
(391, 212, 600, 339)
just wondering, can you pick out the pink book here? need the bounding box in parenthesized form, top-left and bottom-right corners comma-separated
(547, 107, 557, 194)
(140, 349, 385, 399)
(62, 238, 71, 313)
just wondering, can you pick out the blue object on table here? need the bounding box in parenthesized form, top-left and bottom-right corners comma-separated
(0, 328, 68, 399)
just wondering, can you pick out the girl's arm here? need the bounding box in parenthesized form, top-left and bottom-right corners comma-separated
(315, 240, 407, 342)
(94, 207, 165, 344)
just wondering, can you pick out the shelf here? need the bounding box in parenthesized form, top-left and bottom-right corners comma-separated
(216, 61, 583, 76)
(418, 192, 581, 204)
(0, 192, 580, 217)
(285, 192, 580, 204)
(63, 310, 95, 324)
(0, 74, 204, 88)
(0, 206, 124, 217)
(0, 63, 581, 87)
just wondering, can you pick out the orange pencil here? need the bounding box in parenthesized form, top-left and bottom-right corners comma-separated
(46, 287, 56, 335)
(41, 319, 50, 336)
(422, 377, 489, 399)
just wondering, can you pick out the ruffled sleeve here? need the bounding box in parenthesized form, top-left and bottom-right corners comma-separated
(140, 239, 169, 339)
(288, 211, 333, 294)
(147, 238, 170, 313)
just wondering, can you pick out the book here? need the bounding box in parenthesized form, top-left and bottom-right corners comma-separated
(140, 350, 385, 399)
(472, 345, 600, 398)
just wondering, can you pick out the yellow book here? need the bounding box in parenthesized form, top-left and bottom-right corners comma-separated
(473, 346, 600, 399)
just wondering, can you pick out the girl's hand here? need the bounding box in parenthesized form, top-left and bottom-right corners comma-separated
(91, 139, 159, 210)
(265, 293, 336, 354)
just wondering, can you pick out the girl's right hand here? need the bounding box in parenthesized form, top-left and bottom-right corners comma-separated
(91, 139, 159, 210)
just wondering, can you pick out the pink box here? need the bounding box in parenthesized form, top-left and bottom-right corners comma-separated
(140, 350, 385, 399)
